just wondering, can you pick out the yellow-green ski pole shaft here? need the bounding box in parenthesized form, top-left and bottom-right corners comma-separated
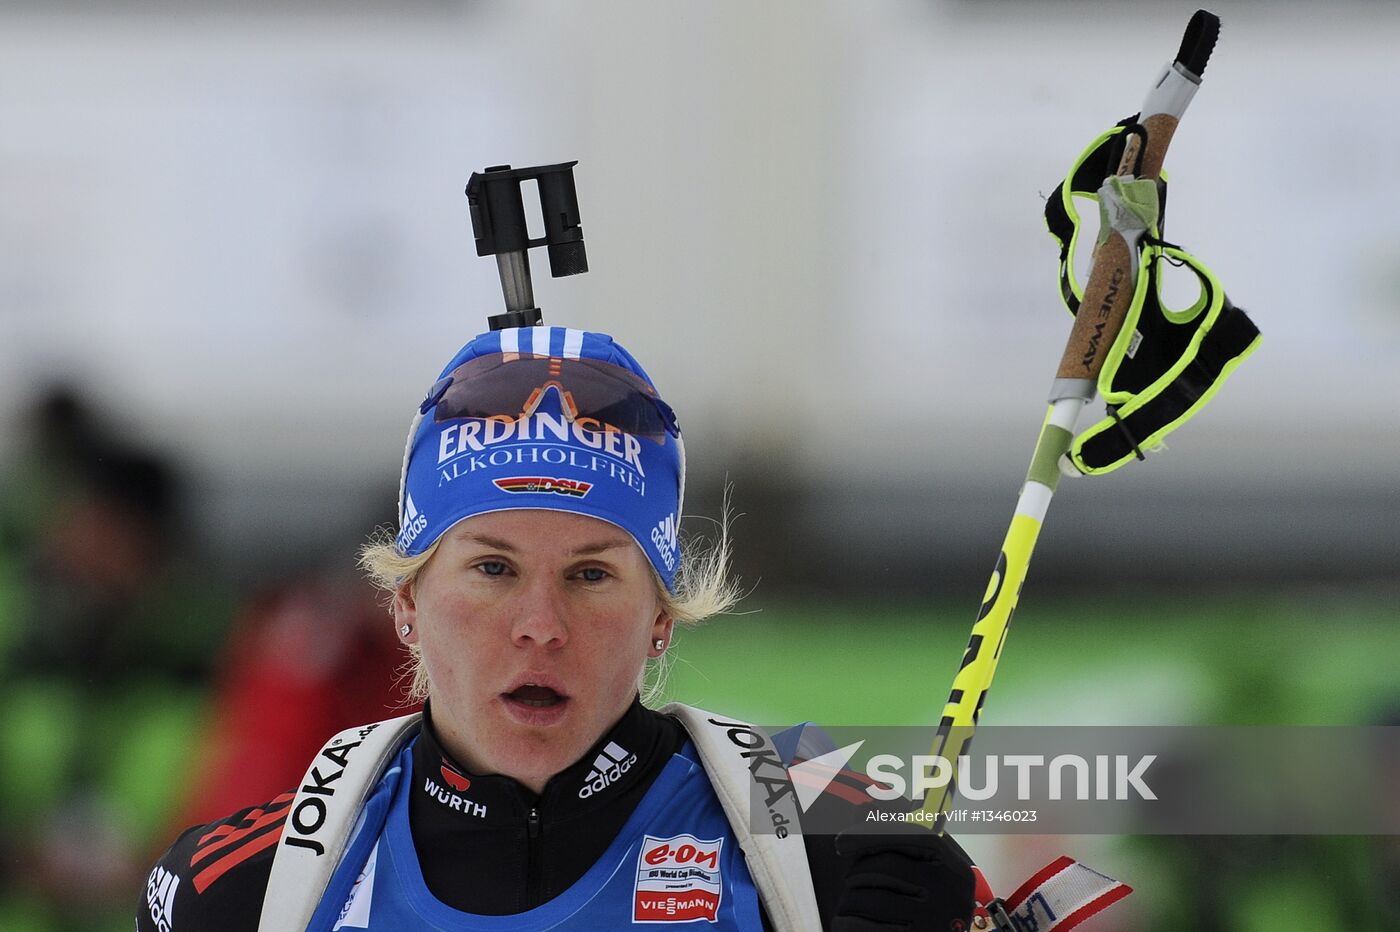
(919, 9, 1221, 830)
(921, 399, 1080, 825)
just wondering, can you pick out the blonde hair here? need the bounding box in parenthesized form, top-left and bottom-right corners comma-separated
(358, 513, 741, 707)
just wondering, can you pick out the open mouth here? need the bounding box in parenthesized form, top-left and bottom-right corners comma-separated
(505, 684, 568, 708)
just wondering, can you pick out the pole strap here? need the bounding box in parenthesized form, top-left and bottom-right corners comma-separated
(981, 856, 1133, 931)
(1043, 120, 1261, 475)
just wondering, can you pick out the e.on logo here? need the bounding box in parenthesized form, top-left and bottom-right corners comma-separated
(643, 839, 719, 870)
(633, 834, 724, 923)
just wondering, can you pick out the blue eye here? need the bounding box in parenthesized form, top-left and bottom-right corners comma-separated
(578, 567, 608, 582)
(478, 561, 508, 577)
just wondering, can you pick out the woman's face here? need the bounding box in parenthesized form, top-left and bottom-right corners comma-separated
(395, 509, 672, 793)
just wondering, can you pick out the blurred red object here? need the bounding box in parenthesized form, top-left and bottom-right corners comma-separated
(177, 573, 420, 826)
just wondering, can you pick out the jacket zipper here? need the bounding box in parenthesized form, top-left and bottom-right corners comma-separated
(526, 806, 543, 906)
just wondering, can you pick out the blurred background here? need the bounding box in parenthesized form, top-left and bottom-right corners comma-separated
(1, 0, 1396, 928)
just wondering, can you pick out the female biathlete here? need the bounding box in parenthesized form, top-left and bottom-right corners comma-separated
(137, 325, 976, 930)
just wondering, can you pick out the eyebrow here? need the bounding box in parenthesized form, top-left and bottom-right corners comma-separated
(459, 533, 631, 557)
(461, 534, 518, 553)
(569, 538, 632, 557)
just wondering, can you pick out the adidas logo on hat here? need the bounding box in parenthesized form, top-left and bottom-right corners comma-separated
(578, 741, 638, 799)
(397, 493, 429, 551)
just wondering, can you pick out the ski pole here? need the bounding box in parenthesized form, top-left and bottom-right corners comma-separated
(921, 9, 1222, 828)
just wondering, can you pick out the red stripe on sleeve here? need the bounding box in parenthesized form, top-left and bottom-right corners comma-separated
(192, 825, 284, 894)
(195, 793, 294, 848)
(191, 805, 291, 869)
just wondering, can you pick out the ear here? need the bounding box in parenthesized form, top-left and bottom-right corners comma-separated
(648, 611, 674, 657)
(393, 580, 419, 644)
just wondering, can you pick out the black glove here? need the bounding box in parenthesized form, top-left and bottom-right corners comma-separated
(830, 828, 975, 931)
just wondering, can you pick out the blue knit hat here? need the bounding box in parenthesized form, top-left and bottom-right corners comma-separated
(396, 326, 685, 589)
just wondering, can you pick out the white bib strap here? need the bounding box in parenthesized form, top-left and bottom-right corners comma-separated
(662, 703, 822, 932)
(259, 713, 422, 931)
(991, 855, 1132, 931)
(260, 706, 822, 930)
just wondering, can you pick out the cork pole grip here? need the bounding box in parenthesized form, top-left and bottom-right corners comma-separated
(1052, 8, 1219, 382)
(1055, 111, 1179, 382)
(1112, 112, 1181, 181)
(1055, 228, 1137, 380)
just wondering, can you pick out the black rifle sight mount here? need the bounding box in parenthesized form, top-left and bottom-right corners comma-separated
(465, 161, 587, 331)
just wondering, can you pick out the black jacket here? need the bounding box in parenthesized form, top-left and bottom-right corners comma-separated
(138, 700, 973, 930)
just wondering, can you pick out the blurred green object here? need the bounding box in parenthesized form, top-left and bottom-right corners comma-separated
(0, 894, 62, 932)
(0, 681, 84, 823)
(101, 685, 209, 846)
(658, 593, 1400, 726)
(0, 677, 209, 932)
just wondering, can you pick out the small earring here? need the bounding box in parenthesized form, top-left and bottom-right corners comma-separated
(401, 624, 413, 637)
(653, 638, 666, 651)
